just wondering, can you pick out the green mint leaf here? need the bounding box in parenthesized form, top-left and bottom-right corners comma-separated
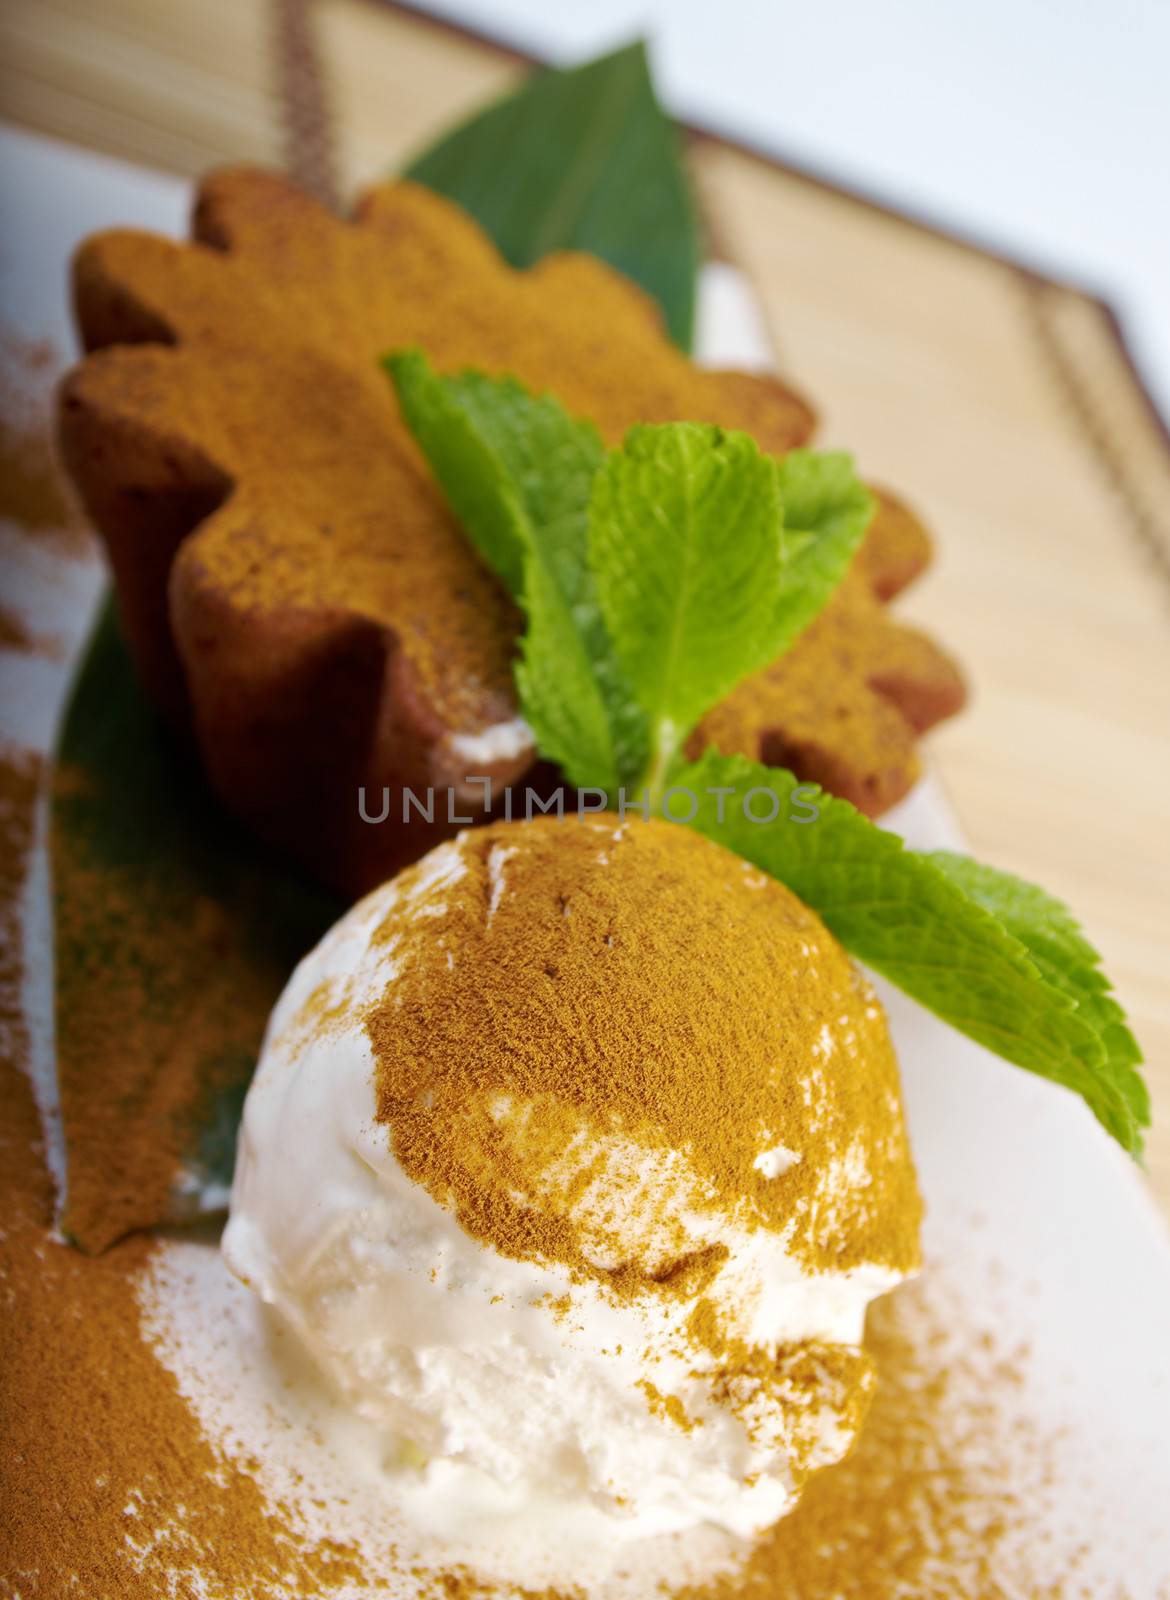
(589, 423, 784, 786)
(512, 559, 632, 796)
(925, 851, 1148, 1131)
(674, 750, 1148, 1155)
(390, 357, 1144, 1154)
(403, 40, 699, 349)
(388, 348, 534, 594)
(773, 449, 874, 652)
(392, 362, 866, 796)
(386, 350, 647, 790)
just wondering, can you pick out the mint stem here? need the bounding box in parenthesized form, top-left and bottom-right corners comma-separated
(641, 722, 683, 809)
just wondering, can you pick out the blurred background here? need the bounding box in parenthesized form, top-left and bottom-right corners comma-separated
(421, 0, 1170, 426)
(2, 0, 1168, 418)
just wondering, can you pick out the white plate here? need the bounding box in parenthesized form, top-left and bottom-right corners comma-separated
(3, 123, 1169, 1596)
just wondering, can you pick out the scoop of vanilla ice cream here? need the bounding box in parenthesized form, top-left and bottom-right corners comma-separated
(224, 817, 921, 1545)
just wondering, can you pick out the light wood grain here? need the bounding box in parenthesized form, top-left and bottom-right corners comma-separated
(0, 0, 282, 171)
(2, 0, 1167, 1206)
(691, 144, 1170, 1189)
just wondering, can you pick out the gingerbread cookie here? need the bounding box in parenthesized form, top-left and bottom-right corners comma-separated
(59, 169, 963, 892)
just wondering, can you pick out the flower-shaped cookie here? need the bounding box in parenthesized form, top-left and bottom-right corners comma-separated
(59, 169, 963, 892)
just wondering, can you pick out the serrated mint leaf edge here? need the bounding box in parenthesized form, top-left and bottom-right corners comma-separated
(772, 449, 874, 653)
(675, 750, 1145, 1155)
(926, 849, 1148, 1130)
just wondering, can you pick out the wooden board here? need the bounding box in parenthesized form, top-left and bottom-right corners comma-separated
(2, 0, 1168, 1206)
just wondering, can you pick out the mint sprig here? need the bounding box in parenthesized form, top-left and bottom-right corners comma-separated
(386, 352, 867, 796)
(388, 350, 646, 790)
(925, 851, 1148, 1128)
(774, 450, 874, 650)
(677, 753, 1147, 1155)
(387, 352, 1148, 1155)
(589, 423, 786, 790)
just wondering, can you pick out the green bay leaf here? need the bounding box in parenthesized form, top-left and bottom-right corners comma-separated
(403, 40, 699, 349)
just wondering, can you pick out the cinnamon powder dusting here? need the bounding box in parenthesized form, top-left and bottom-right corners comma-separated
(1, 743, 364, 1598)
(0, 328, 91, 552)
(364, 816, 923, 1285)
(1, 767, 1151, 1596)
(51, 751, 306, 1253)
(682, 1278, 1109, 1600)
(357, 815, 922, 1477)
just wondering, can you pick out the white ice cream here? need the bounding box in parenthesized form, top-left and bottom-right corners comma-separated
(224, 827, 915, 1553)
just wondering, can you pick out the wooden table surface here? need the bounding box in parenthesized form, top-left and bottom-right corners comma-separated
(2, 0, 1168, 1209)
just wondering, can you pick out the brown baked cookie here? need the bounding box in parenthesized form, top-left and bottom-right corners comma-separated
(59, 168, 964, 894)
(692, 562, 966, 816)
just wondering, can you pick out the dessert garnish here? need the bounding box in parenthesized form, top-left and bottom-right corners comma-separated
(389, 351, 1148, 1155)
